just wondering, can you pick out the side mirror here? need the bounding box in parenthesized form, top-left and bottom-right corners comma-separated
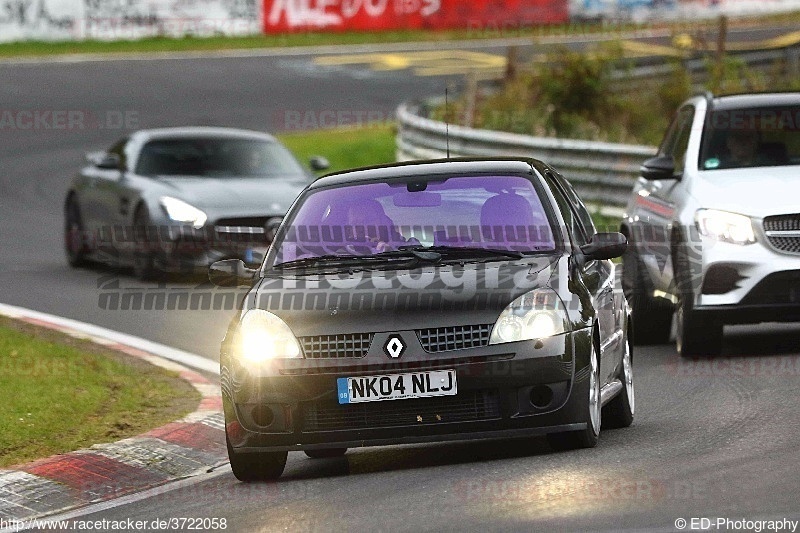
(309, 155, 330, 172)
(580, 233, 627, 261)
(97, 153, 121, 170)
(640, 156, 677, 181)
(209, 259, 257, 287)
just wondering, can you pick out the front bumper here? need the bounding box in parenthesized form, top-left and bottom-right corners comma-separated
(222, 330, 591, 452)
(156, 227, 270, 271)
(695, 237, 800, 323)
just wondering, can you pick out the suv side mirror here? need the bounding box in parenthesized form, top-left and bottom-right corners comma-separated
(209, 259, 257, 287)
(309, 155, 330, 172)
(580, 233, 627, 261)
(640, 156, 677, 181)
(97, 153, 121, 170)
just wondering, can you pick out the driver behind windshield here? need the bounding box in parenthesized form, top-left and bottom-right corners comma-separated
(344, 200, 412, 254)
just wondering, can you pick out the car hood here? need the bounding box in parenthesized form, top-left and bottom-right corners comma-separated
(248, 256, 564, 337)
(692, 166, 800, 217)
(154, 175, 309, 212)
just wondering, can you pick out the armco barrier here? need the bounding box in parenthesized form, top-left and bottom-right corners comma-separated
(396, 100, 657, 208)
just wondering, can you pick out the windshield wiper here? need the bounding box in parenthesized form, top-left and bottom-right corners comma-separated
(398, 245, 525, 261)
(273, 249, 442, 270)
(273, 254, 362, 270)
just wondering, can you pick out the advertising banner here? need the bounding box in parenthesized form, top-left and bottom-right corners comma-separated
(263, 0, 570, 33)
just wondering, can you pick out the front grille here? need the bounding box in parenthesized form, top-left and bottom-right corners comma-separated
(416, 324, 493, 353)
(764, 214, 800, 255)
(299, 333, 373, 359)
(764, 215, 800, 232)
(301, 389, 501, 432)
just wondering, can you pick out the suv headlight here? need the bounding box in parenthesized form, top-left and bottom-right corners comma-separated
(695, 209, 756, 245)
(490, 289, 569, 344)
(234, 309, 302, 365)
(159, 196, 207, 229)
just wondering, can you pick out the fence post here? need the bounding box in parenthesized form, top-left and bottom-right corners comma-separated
(787, 45, 800, 78)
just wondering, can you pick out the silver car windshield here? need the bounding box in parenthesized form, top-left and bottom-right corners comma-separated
(135, 138, 306, 177)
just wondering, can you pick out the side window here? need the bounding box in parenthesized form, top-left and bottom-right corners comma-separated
(545, 173, 586, 247)
(658, 106, 695, 174)
(549, 171, 596, 245)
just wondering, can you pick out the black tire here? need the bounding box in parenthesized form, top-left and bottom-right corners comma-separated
(602, 335, 634, 429)
(65, 197, 89, 268)
(304, 448, 347, 459)
(132, 207, 162, 281)
(673, 239, 722, 358)
(547, 335, 601, 451)
(227, 435, 287, 482)
(621, 237, 673, 345)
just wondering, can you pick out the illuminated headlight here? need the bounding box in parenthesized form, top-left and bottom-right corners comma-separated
(234, 309, 302, 365)
(159, 196, 207, 229)
(695, 209, 756, 245)
(490, 289, 569, 344)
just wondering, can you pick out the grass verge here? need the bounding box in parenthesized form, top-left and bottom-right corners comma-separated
(278, 124, 397, 175)
(0, 316, 200, 468)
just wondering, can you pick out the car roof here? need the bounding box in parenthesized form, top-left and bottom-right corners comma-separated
(129, 126, 279, 143)
(711, 92, 800, 111)
(310, 158, 546, 189)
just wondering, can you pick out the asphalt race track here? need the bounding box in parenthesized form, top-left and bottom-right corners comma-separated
(2, 33, 800, 532)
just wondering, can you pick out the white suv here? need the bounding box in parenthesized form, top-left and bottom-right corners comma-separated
(621, 92, 800, 357)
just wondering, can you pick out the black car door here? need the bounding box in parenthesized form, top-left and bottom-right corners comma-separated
(547, 170, 620, 387)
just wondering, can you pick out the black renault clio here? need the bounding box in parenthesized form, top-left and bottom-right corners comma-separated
(210, 158, 634, 481)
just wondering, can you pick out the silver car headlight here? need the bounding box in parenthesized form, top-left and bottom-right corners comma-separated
(490, 289, 569, 344)
(695, 209, 756, 245)
(234, 309, 302, 365)
(159, 196, 208, 229)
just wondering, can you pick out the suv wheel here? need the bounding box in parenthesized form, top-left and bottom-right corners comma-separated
(621, 236, 673, 344)
(673, 240, 722, 357)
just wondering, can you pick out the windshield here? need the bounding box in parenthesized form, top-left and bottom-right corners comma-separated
(135, 138, 306, 177)
(700, 105, 800, 170)
(267, 174, 557, 269)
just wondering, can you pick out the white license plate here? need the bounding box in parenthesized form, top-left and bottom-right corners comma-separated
(337, 370, 457, 404)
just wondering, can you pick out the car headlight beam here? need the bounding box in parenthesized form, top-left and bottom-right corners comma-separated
(695, 209, 756, 245)
(159, 196, 208, 229)
(490, 289, 569, 344)
(235, 309, 302, 365)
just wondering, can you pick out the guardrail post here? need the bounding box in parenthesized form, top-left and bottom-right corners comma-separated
(787, 45, 800, 78)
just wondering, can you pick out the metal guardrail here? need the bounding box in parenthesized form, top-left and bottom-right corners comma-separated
(396, 101, 657, 208)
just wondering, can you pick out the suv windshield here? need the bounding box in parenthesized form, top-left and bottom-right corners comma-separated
(135, 138, 306, 177)
(700, 105, 800, 170)
(268, 174, 557, 269)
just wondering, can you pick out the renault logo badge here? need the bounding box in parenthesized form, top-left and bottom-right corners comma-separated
(384, 335, 406, 359)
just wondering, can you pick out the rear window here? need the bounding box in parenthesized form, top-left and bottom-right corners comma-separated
(700, 105, 800, 170)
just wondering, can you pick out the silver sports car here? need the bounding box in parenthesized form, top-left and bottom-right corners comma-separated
(64, 127, 328, 279)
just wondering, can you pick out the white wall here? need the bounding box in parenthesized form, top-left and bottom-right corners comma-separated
(0, 0, 261, 43)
